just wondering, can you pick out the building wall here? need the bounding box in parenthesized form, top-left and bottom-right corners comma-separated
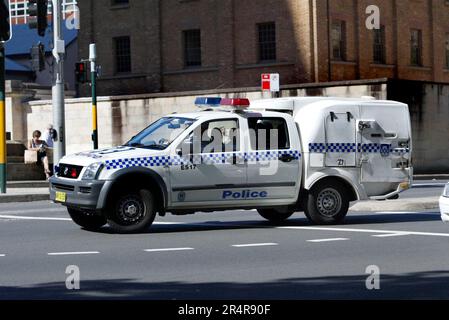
(77, 0, 449, 96)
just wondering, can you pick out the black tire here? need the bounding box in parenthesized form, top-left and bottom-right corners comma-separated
(106, 189, 156, 233)
(304, 180, 350, 225)
(257, 208, 295, 223)
(68, 208, 107, 231)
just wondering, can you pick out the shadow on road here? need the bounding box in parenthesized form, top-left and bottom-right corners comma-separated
(1, 270, 449, 299)
(91, 211, 442, 235)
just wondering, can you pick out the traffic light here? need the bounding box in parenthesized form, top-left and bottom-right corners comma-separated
(28, 0, 48, 37)
(75, 62, 88, 84)
(0, 0, 11, 42)
(30, 43, 45, 72)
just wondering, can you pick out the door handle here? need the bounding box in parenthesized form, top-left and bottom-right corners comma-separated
(279, 154, 295, 163)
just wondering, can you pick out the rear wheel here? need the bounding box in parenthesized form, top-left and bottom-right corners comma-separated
(257, 208, 295, 223)
(304, 180, 350, 225)
(106, 189, 156, 233)
(67, 208, 107, 231)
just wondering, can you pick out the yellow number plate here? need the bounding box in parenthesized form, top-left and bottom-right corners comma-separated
(55, 191, 67, 203)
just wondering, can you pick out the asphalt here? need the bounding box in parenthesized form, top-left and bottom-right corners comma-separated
(0, 195, 448, 300)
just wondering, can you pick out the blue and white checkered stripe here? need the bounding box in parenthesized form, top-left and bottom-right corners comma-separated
(309, 143, 410, 154)
(105, 156, 171, 169)
(104, 150, 301, 170)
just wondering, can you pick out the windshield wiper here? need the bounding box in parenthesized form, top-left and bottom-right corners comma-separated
(124, 143, 166, 150)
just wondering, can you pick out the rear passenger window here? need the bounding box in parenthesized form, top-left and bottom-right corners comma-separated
(248, 117, 290, 150)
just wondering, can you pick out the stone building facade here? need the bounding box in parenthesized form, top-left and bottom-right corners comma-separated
(77, 0, 449, 96)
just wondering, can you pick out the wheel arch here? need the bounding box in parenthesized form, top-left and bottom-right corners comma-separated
(305, 172, 361, 202)
(97, 167, 168, 212)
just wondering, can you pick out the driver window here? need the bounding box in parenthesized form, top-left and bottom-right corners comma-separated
(193, 119, 240, 154)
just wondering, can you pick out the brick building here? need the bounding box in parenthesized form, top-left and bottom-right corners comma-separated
(77, 0, 449, 96)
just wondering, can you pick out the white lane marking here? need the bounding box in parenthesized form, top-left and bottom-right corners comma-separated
(0, 254, 5, 257)
(375, 211, 417, 214)
(0, 208, 63, 215)
(307, 238, 349, 243)
(0, 215, 71, 221)
(232, 243, 278, 248)
(372, 233, 410, 238)
(277, 226, 449, 238)
(48, 251, 100, 256)
(144, 247, 194, 252)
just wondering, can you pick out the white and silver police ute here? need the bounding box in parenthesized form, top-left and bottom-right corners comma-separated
(49, 96, 413, 233)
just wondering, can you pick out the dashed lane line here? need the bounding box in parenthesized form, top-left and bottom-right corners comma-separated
(47, 251, 100, 256)
(0, 215, 72, 221)
(143, 248, 194, 252)
(307, 238, 349, 243)
(231, 243, 278, 248)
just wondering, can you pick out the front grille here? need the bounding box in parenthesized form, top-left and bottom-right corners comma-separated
(57, 164, 83, 179)
(52, 183, 75, 192)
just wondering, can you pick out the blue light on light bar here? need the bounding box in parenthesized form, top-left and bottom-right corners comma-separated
(195, 97, 222, 107)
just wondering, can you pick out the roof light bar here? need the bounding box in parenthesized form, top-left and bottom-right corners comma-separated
(220, 98, 250, 108)
(195, 97, 222, 108)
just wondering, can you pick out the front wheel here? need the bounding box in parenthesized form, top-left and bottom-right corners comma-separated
(257, 208, 295, 223)
(68, 208, 107, 231)
(106, 189, 156, 233)
(304, 180, 350, 225)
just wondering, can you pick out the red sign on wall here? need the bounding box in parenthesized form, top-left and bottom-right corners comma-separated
(261, 73, 280, 92)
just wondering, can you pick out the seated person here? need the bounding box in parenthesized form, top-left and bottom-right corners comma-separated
(27, 130, 52, 180)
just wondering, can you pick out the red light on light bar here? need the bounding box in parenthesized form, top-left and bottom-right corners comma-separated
(220, 98, 250, 107)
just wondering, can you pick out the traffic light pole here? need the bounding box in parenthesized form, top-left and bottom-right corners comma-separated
(52, 0, 66, 167)
(90, 44, 98, 150)
(0, 43, 6, 193)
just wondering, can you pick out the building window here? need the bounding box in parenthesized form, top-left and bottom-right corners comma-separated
(112, 0, 129, 5)
(183, 29, 202, 67)
(114, 36, 132, 73)
(10, 0, 28, 24)
(446, 33, 449, 69)
(410, 29, 422, 66)
(373, 26, 386, 64)
(331, 20, 346, 61)
(258, 22, 276, 62)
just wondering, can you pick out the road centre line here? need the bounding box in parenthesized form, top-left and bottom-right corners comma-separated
(307, 238, 349, 243)
(144, 248, 194, 252)
(0, 254, 5, 257)
(48, 251, 100, 256)
(277, 226, 449, 238)
(232, 243, 278, 247)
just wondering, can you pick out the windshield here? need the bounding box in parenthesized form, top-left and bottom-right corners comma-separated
(125, 117, 196, 150)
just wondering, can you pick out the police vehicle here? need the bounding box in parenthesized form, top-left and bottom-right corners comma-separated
(49, 96, 413, 233)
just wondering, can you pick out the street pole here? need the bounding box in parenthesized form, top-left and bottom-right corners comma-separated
(89, 43, 98, 150)
(0, 43, 6, 193)
(52, 0, 66, 167)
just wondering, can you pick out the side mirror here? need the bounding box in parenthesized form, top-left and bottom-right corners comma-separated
(176, 138, 193, 156)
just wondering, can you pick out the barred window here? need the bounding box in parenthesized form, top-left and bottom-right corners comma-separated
(373, 26, 386, 64)
(114, 36, 132, 73)
(410, 29, 422, 66)
(183, 29, 202, 67)
(331, 20, 346, 61)
(258, 22, 276, 61)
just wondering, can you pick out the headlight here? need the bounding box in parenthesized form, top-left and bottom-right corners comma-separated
(82, 163, 104, 180)
(443, 184, 449, 198)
